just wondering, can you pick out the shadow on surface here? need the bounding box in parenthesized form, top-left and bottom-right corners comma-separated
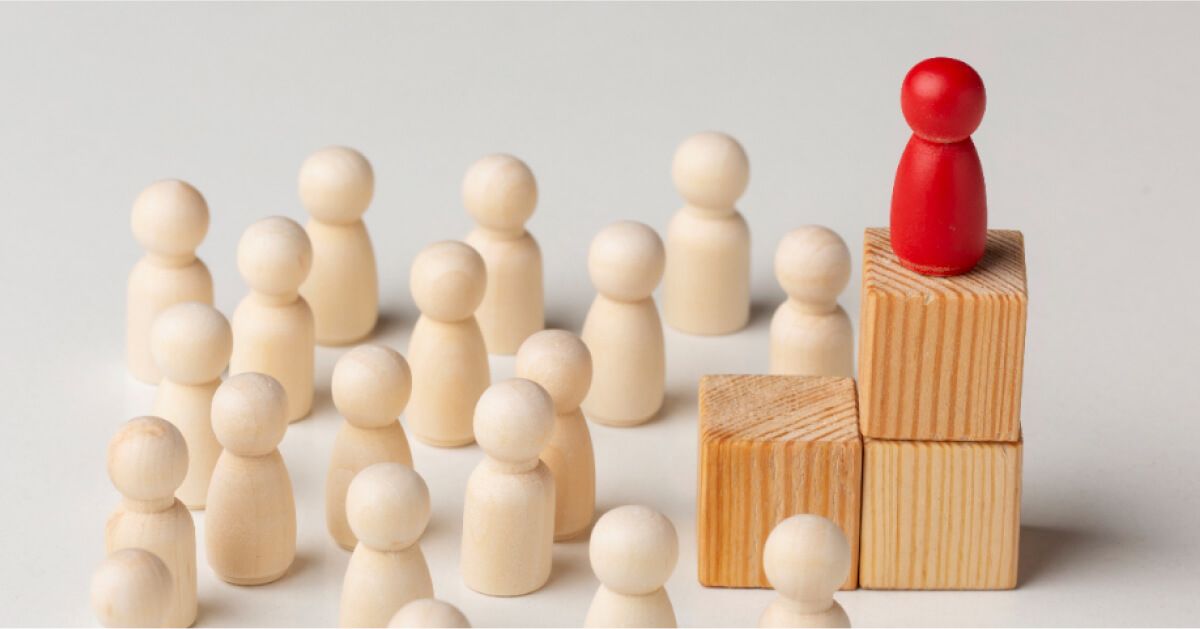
(1018, 524, 1108, 587)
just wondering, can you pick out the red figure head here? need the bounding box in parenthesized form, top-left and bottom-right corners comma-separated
(901, 57, 986, 143)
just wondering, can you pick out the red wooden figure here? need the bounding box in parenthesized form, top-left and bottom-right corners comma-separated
(890, 57, 988, 277)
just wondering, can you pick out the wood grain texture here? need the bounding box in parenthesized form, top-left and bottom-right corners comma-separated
(860, 438, 1022, 590)
(698, 375, 862, 590)
(858, 228, 1027, 442)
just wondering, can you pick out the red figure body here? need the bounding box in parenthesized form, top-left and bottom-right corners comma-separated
(890, 57, 988, 276)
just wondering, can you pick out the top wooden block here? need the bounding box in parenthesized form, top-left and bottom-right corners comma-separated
(858, 228, 1027, 442)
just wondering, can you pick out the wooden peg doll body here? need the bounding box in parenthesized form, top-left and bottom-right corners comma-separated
(339, 464, 434, 628)
(127, 180, 213, 384)
(205, 373, 296, 585)
(462, 154, 544, 355)
(516, 329, 596, 540)
(298, 146, 379, 345)
(769, 226, 853, 378)
(406, 241, 490, 447)
(151, 302, 232, 508)
(461, 379, 556, 596)
(663, 132, 751, 335)
(105, 417, 197, 627)
(230, 217, 315, 422)
(326, 345, 415, 550)
(581, 221, 666, 426)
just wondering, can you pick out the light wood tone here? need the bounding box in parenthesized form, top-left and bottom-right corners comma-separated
(860, 438, 1022, 590)
(770, 226, 853, 378)
(127, 179, 213, 384)
(388, 599, 471, 628)
(461, 379, 556, 596)
(581, 221, 665, 426)
(298, 146, 378, 345)
(205, 374, 296, 585)
(151, 302, 231, 509)
(858, 228, 1027, 442)
(584, 506, 678, 628)
(91, 548, 173, 628)
(407, 241, 491, 447)
(663, 132, 751, 336)
(698, 375, 861, 590)
(327, 345, 415, 550)
(463, 153, 544, 355)
(230, 216, 315, 422)
(105, 417, 196, 627)
(339, 464, 434, 628)
(516, 330, 596, 540)
(758, 515, 852, 628)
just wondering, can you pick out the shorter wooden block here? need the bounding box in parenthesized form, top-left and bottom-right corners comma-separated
(858, 228, 1027, 442)
(860, 438, 1022, 590)
(698, 375, 862, 590)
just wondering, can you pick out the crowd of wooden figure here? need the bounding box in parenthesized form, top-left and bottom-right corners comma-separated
(105, 57, 1027, 628)
(109, 133, 856, 629)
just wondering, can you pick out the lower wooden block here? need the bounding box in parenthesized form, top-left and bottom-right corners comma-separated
(860, 438, 1022, 590)
(698, 375, 862, 590)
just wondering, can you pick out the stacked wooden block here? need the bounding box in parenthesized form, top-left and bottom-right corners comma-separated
(696, 227, 1027, 592)
(857, 227, 1027, 590)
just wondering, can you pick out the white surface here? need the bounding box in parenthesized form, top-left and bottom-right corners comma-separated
(1, 3, 1198, 627)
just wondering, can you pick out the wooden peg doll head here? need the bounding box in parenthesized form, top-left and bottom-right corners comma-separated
(298, 146, 375, 225)
(774, 226, 851, 311)
(587, 221, 665, 303)
(409, 241, 487, 322)
(107, 416, 188, 505)
(211, 372, 288, 457)
(763, 514, 851, 611)
(237, 216, 313, 298)
(473, 378, 554, 467)
(332, 344, 412, 429)
(131, 179, 209, 261)
(150, 302, 232, 385)
(346, 462, 431, 552)
(388, 598, 471, 628)
(515, 329, 593, 414)
(901, 57, 986, 143)
(462, 153, 537, 235)
(671, 132, 749, 211)
(589, 505, 679, 595)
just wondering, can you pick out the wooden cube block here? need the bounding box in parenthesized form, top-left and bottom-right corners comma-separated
(860, 438, 1022, 590)
(698, 374, 862, 590)
(858, 228, 1028, 442)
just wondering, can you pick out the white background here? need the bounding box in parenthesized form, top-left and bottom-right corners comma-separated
(1, 3, 1198, 627)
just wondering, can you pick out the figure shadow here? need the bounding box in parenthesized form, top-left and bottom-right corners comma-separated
(1018, 524, 1109, 587)
(746, 296, 777, 330)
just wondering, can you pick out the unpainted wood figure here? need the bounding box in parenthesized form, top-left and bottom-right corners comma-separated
(91, 548, 173, 628)
(151, 302, 232, 509)
(461, 379, 556, 596)
(584, 505, 678, 628)
(230, 216, 315, 422)
(580, 221, 666, 427)
(463, 154, 544, 355)
(516, 329, 595, 541)
(326, 344, 415, 551)
(339, 463, 434, 628)
(127, 180, 213, 384)
(388, 598, 471, 628)
(770, 226, 854, 378)
(298, 146, 379, 345)
(205, 373, 296, 585)
(406, 241, 490, 447)
(105, 416, 196, 627)
(758, 515, 852, 628)
(663, 131, 751, 335)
